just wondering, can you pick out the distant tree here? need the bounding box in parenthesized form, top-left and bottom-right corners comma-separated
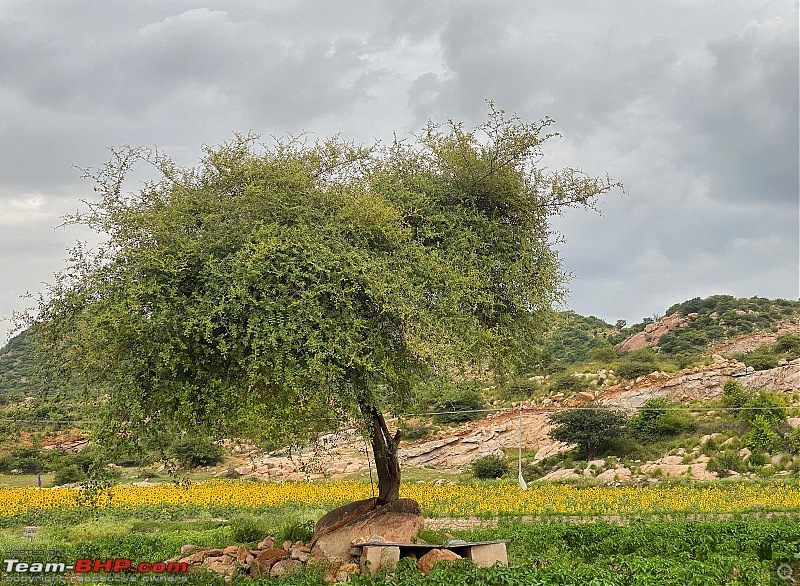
(614, 319, 626, 329)
(548, 404, 628, 459)
(26, 105, 620, 504)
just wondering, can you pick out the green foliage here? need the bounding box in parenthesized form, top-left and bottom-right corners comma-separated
(0, 446, 48, 474)
(548, 404, 628, 459)
(740, 392, 786, 426)
(735, 333, 800, 372)
(721, 379, 751, 410)
(397, 420, 434, 441)
(547, 372, 588, 393)
(431, 388, 484, 424)
(470, 454, 509, 479)
(276, 519, 316, 544)
(27, 106, 618, 457)
(628, 398, 694, 441)
(169, 436, 225, 469)
(744, 415, 781, 453)
(616, 353, 658, 380)
(228, 514, 270, 544)
(706, 450, 746, 476)
(786, 427, 800, 454)
(53, 464, 85, 486)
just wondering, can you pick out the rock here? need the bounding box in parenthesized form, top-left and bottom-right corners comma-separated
(290, 547, 311, 562)
(180, 544, 198, 555)
(332, 562, 360, 583)
(223, 545, 239, 557)
(311, 498, 423, 565)
(257, 537, 275, 550)
(256, 548, 289, 564)
(270, 559, 302, 578)
(541, 469, 580, 481)
(282, 540, 292, 552)
(203, 556, 235, 575)
(417, 549, 461, 576)
(738, 448, 751, 459)
(577, 391, 595, 401)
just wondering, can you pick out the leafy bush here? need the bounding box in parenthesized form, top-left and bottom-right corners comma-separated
(53, 464, 85, 486)
(786, 427, 800, 454)
(744, 415, 780, 453)
(169, 436, 225, 469)
(276, 520, 315, 544)
(499, 378, 542, 400)
(470, 454, 509, 479)
(740, 392, 786, 426)
(628, 398, 694, 441)
(0, 447, 48, 473)
(706, 450, 745, 476)
(229, 514, 270, 544)
(616, 360, 657, 380)
(548, 404, 628, 459)
(721, 379, 751, 410)
(548, 372, 588, 393)
(398, 420, 434, 441)
(432, 388, 484, 423)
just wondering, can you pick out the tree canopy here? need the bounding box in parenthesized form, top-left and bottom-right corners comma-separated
(28, 105, 620, 502)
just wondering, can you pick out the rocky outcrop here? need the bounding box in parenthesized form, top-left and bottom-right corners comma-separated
(615, 312, 699, 353)
(713, 321, 800, 356)
(311, 498, 423, 566)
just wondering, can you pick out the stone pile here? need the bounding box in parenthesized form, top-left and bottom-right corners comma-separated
(169, 537, 330, 583)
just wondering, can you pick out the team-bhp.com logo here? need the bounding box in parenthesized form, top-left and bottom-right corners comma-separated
(5, 558, 188, 575)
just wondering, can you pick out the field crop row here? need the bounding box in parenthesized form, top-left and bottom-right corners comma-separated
(1, 480, 799, 519)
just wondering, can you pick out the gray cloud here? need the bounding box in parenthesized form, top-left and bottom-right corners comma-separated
(0, 0, 797, 342)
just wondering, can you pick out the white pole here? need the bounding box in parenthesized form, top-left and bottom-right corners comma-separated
(518, 403, 527, 490)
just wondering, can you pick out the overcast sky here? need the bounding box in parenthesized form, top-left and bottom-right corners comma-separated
(1, 0, 798, 343)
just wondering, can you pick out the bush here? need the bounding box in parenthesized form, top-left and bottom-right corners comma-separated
(53, 464, 85, 486)
(744, 415, 780, 453)
(0, 447, 47, 474)
(398, 420, 434, 441)
(500, 378, 542, 400)
(629, 398, 694, 441)
(432, 388, 484, 424)
(616, 352, 659, 380)
(707, 450, 745, 476)
(548, 372, 588, 393)
(786, 427, 800, 454)
(276, 520, 316, 544)
(229, 514, 270, 544)
(740, 392, 786, 426)
(470, 454, 509, 479)
(169, 436, 225, 469)
(721, 379, 751, 410)
(548, 404, 628, 459)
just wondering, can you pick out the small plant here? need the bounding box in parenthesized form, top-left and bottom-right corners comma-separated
(721, 379, 751, 409)
(169, 435, 225, 469)
(398, 420, 434, 441)
(707, 450, 745, 476)
(229, 514, 270, 543)
(276, 519, 316, 544)
(432, 388, 484, 424)
(744, 415, 780, 453)
(470, 454, 509, 479)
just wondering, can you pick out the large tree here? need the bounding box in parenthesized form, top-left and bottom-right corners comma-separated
(29, 106, 620, 504)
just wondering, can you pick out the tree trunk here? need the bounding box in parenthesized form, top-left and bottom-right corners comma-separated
(363, 404, 401, 505)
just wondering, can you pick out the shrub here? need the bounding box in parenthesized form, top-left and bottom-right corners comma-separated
(470, 454, 509, 479)
(500, 378, 542, 400)
(398, 420, 434, 441)
(548, 372, 588, 393)
(276, 520, 315, 544)
(616, 356, 658, 380)
(740, 392, 786, 426)
(169, 436, 225, 469)
(786, 427, 800, 454)
(707, 450, 745, 476)
(229, 514, 270, 544)
(0, 447, 47, 474)
(53, 464, 85, 486)
(629, 398, 694, 441)
(432, 388, 484, 423)
(721, 379, 751, 410)
(548, 404, 628, 459)
(744, 415, 780, 453)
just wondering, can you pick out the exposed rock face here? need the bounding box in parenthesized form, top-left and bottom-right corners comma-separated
(713, 321, 800, 356)
(738, 364, 800, 393)
(311, 498, 423, 565)
(615, 312, 699, 353)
